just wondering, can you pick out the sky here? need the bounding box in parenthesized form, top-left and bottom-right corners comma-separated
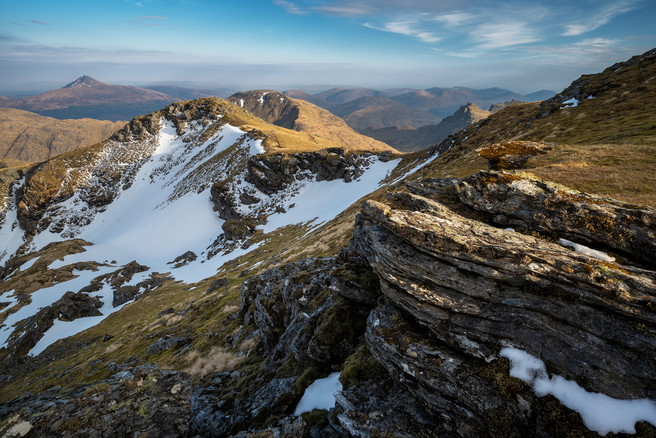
(1, 0, 655, 94)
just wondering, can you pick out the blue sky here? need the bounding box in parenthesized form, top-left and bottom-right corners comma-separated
(1, 0, 655, 94)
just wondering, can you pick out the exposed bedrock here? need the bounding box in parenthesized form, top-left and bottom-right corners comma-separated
(350, 189, 656, 401)
(452, 171, 656, 269)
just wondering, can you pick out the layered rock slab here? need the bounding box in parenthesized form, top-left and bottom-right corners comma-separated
(349, 185, 656, 404)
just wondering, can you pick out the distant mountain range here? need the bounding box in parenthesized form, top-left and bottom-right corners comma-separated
(361, 102, 496, 152)
(143, 85, 235, 101)
(0, 76, 175, 121)
(286, 86, 554, 125)
(285, 87, 555, 151)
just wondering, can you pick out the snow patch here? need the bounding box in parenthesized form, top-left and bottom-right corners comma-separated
(18, 257, 39, 272)
(558, 238, 615, 262)
(28, 280, 126, 356)
(500, 347, 656, 435)
(0, 289, 18, 314)
(261, 157, 399, 233)
(258, 92, 269, 104)
(293, 372, 342, 415)
(563, 97, 580, 107)
(250, 139, 265, 155)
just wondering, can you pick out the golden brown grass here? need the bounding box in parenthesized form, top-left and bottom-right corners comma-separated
(184, 346, 244, 377)
(526, 143, 656, 207)
(0, 108, 125, 161)
(289, 97, 396, 153)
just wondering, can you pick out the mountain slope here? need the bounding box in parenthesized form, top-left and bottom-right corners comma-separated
(0, 76, 177, 121)
(410, 47, 656, 207)
(330, 96, 441, 129)
(362, 102, 491, 152)
(0, 108, 125, 161)
(0, 96, 401, 366)
(228, 90, 396, 153)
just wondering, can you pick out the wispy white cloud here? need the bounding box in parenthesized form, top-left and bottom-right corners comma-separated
(364, 19, 441, 44)
(470, 21, 540, 49)
(309, 0, 465, 17)
(562, 0, 638, 36)
(28, 19, 50, 26)
(314, 4, 373, 16)
(433, 12, 474, 27)
(273, 0, 307, 15)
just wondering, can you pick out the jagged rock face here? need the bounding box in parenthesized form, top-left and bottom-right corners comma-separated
(454, 171, 656, 268)
(190, 257, 376, 437)
(240, 257, 373, 368)
(246, 147, 381, 195)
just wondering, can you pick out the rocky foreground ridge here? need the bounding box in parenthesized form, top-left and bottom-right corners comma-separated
(3, 170, 654, 437)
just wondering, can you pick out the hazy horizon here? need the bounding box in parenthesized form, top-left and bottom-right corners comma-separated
(2, 0, 656, 96)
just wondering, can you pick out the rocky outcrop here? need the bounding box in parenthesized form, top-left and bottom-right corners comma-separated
(0, 364, 191, 437)
(246, 148, 386, 195)
(453, 171, 656, 268)
(339, 171, 656, 435)
(478, 141, 554, 170)
(240, 257, 373, 370)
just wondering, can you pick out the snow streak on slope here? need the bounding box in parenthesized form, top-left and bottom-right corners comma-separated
(0, 115, 400, 355)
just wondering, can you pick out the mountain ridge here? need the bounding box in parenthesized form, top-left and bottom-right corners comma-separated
(228, 90, 397, 153)
(362, 102, 492, 152)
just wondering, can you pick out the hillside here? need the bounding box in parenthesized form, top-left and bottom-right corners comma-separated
(362, 102, 491, 152)
(0, 108, 125, 162)
(0, 76, 177, 121)
(408, 48, 656, 208)
(228, 90, 396, 153)
(0, 50, 655, 437)
(393, 86, 525, 117)
(330, 96, 441, 129)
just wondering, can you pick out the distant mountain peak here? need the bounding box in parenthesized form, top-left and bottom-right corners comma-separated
(63, 75, 101, 88)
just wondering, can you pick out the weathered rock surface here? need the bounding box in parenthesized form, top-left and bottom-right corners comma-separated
(352, 189, 656, 399)
(246, 148, 386, 195)
(453, 171, 656, 268)
(240, 257, 374, 371)
(478, 141, 554, 170)
(0, 364, 191, 437)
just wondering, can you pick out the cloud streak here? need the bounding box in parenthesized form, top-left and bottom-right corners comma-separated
(28, 19, 50, 26)
(364, 19, 441, 44)
(273, 0, 307, 15)
(562, 0, 638, 36)
(470, 22, 540, 49)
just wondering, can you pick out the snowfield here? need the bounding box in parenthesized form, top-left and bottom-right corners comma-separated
(0, 117, 401, 356)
